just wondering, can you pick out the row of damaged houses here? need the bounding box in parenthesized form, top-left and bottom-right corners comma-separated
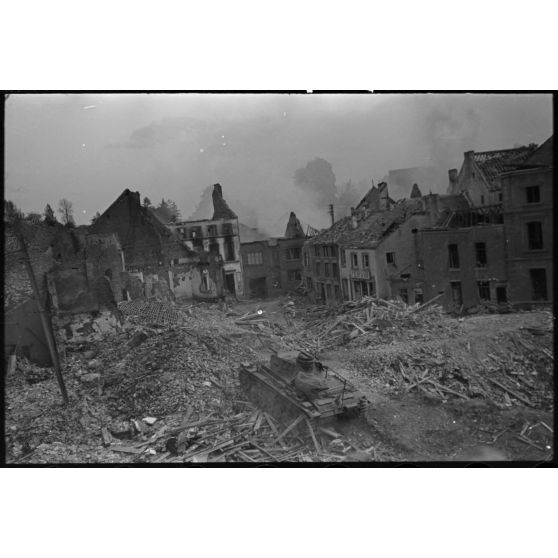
(302, 136, 553, 311)
(4, 182, 311, 364)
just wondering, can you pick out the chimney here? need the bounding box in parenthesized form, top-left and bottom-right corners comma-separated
(378, 182, 389, 210)
(410, 183, 422, 199)
(211, 183, 238, 220)
(447, 169, 458, 194)
(351, 208, 358, 229)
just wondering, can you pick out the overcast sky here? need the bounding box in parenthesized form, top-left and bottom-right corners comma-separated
(5, 93, 553, 233)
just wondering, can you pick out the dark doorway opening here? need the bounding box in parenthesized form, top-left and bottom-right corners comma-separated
(530, 269, 547, 301)
(225, 272, 236, 294)
(249, 277, 267, 298)
(450, 281, 463, 307)
(496, 286, 507, 303)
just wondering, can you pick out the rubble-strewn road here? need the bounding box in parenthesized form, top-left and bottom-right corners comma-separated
(4, 297, 554, 463)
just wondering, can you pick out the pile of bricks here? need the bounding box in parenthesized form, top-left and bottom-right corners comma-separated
(118, 300, 180, 326)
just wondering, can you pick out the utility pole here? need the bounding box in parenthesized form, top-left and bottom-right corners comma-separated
(328, 204, 335, 227)
(12, 223, 69, 404)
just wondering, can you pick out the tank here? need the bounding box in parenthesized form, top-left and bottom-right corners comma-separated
(238, 351, 369, 430)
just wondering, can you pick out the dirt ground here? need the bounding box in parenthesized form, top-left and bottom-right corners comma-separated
(4, 297, 554, 464)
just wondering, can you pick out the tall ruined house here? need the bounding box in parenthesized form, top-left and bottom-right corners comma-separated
(90, 189, 183, 269)
(447, 144, 538, 206)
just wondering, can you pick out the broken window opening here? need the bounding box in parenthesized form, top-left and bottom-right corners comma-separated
(363, 254, 370, 268)
(448, 244, 460, 269)
(399, 288, 408, 303)
(351, 253, 358, 268)
(475, 242, 487, 267)
(386, 252, 396, 265)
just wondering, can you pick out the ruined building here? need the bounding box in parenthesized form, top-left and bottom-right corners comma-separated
(91, 188, 226, 302)
(500, 136, 553, 304)
(167, 183, 243, 297)
(240, 212, 308, 298)
(447, 144, 538, 206)
(302, 182, 395, 304)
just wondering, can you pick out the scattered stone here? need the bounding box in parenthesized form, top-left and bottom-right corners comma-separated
(87, 359, 102, 370)
(80, 372, 101, 384)
(142, 417, 158, 426)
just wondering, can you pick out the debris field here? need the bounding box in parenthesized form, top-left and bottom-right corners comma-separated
(4, 296, 554, 463)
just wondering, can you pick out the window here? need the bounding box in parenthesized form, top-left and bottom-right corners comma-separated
(323, 246, 329, 257)
(325, 284, 332, 298)
(340, 250, 346, 267)
(246, 252, 263, 266)
(342, 279, 349, 297)
(368, 281, 376, 297)
(303, 250, 309, 266)
(306, 277, 313, 289)
(498, 193, 502, 203)
(478, 281, 491, 301)
(526, 186, 540, 204)
(286, 247, 301, 260)
(414, 288, 424, 304)
(399, 288, 408, 303)
(324, 263, 330, 276)
(475, 243, 487, 267)
(363, 254, 369, 268)
(315, 262, 321, 276)
(314, 246, 320, 257)
(225, 237, 236, 261)
(530, 269, 547, 301)
(480, 195, 485, 205)
(332, 263, 338, 276)
(334, 285, 340, 300)
(207, 224, 218, 237)
(222, 223, 233, 236)
(526, 222, 543, 250)
(448, 244, 460, 269)
(288, 269, 302, 282)
(272, 249, 279, 264)
(352, 253, 359, 268)
(386, 252, 396, 265)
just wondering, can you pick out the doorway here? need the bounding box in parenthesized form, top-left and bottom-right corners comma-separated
(225, 272, 236, 294)
(496, 286, 507, 303)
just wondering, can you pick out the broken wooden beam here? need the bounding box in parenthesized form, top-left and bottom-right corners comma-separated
(271, 415, 304, 446)
(486, 377, 533, 407)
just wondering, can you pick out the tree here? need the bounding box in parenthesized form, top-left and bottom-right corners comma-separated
(58, 198, 75, 226)
(143, 197, 152, 208)
(152, 198, 181, 223)
(44, 203, 57, 225)
(4, 200, 23, 224)
(90, 211, 101, 225)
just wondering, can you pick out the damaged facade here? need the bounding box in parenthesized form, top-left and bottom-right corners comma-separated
(500, 136, 553, 304)
(447, 144, 538, 206)
(92, 187, 226, 302)
(167, 183, 242, 297)
(301, 138, 552, 312)
(240, 212, 307, 298)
